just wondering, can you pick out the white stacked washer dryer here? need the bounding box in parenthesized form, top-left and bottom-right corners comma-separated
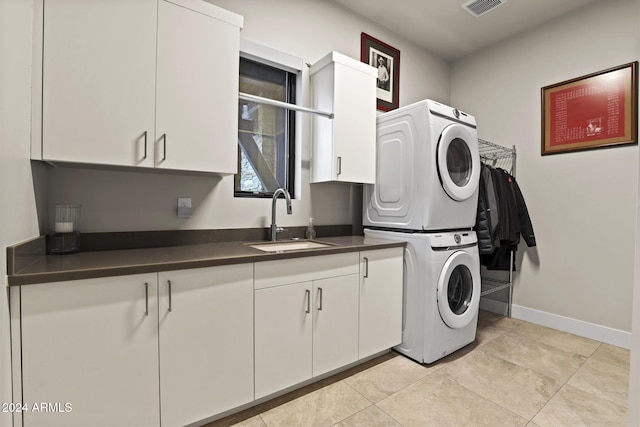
(364, 99, 482, 364)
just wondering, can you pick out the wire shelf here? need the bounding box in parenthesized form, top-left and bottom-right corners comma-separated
(478, 138, 516, 176)
(477, 138, 517, 316)
(481, 278, 512, 296)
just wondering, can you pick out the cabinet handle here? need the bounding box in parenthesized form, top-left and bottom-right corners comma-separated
(142, 131, 148, 160)
(144, 282, 149, 316)
(305, 289, 311, 314)
(168, 280, 172, 313)
(363, 257, 369, 278)
(318, 287, 323, 311)
(162, 133, 167, 161)
(336, 156, 342, 176)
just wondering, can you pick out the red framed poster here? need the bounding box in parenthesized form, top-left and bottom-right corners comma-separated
(541, 62, 638, 155)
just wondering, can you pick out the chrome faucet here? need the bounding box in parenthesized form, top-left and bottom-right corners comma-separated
(271, 188, 292, 241)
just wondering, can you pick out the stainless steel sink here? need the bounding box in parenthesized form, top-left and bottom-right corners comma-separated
(249, 240, 334, 253)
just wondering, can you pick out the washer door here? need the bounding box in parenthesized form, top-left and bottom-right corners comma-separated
(436, 124, 480, 202)
(436, 251, 480, 329)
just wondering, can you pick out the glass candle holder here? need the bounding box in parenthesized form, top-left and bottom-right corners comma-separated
(49, 204, 81, 254)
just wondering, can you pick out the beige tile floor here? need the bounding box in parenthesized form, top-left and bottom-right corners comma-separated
(209, 310, 630, 427)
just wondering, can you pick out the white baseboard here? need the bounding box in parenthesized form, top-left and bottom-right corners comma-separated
(479, 301, 632, 349)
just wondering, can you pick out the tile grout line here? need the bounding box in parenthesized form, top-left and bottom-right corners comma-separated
(435, 319, 560, 421)
(509, 317, 603, 358)
(439, 374, 525, 422)
(478, 318, 601, 423)
(336, 378, 376, 425)
(339, 357, 438, 426)
(526, 342, 602, 423)
(373, 402, 407, 427)
(567, 345, 632, 409)
(467, 319, 528, 419)
(389, 315, 528, 420)
(351, 353, 441, 401)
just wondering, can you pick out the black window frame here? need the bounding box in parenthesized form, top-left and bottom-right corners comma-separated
(234, 57, 296, 199)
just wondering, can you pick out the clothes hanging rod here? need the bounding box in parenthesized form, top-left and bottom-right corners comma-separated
(238, 92, 334, 119)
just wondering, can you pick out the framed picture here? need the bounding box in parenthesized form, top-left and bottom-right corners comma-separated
(541, 62, 638, 155)
(361, 33, 400, 111)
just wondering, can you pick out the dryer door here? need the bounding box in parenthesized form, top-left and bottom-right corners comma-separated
(436, 124, 480, 202)
(436, 250, 480, 329)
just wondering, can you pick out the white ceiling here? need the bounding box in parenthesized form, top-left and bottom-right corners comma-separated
(333, 0, 604, 61)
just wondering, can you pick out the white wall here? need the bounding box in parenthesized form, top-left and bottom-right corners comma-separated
(0, 0, 41, 424)
(44, 0, 450, 233)
(628, 0, 640, 421)
(630, 115, 640, 421)
(451, 0, 639, 333)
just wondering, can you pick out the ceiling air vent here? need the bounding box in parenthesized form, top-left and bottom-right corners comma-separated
(461, 0, 507, 17)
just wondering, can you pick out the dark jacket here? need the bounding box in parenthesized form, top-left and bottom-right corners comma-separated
(475, 164, 499, 254)
(492, 167, 519, 246)
(512, 173, 536, 247)
(476, 167, 536, 270)
(483, 165, 500, 248)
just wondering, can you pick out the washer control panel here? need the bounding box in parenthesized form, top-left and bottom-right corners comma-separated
(428, 231, 477, 249)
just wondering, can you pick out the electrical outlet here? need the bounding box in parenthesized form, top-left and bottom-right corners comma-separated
(177, 197, 192, 218)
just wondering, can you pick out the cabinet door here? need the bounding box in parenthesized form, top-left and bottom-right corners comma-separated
(310, 53, 376, 184)
(158, 265, 253, 427)
(312, 274, 359, 376)
(255, 282, 313, 399)
(21, 274, 160, 427)
(332, 61, 376, 184)
(41, 0, 156, 167)
(359, 248, 404, 359)
(155, 0, 240, 173)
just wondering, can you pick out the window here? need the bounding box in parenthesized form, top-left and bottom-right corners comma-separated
(235, 58, 296, 197)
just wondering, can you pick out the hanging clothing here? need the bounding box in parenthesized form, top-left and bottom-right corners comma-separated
(511, 171, 536, 247)
(483, 165, 500, 249)
(482, 244, 515, 271)
(475, 164, 495, 254)
(491, 167, 519, 247)
(475, 165, 536, 270)
(475, 170, 493, 254)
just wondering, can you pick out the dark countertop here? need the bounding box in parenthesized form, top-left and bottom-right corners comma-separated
(7, 235, 405, 286)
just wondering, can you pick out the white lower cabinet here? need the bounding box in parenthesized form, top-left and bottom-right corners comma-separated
(359, 248, 404, 358)
(312, 275, 360, 376)
(254, 253, 360, 399)
(16, 249, 402, 425)
(254, 281, 313, 399)
(20, 274, 160, 427)
(254, 274, 360, 399)
(19, 264, 254, 427)
(158, 265, 254, 427)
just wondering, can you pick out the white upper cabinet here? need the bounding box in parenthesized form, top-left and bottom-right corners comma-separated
(309, 51, 377, 184)
(36, 0, 243, 173)
(155, 0, 240, 173)
(41, 0, 157, 168)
